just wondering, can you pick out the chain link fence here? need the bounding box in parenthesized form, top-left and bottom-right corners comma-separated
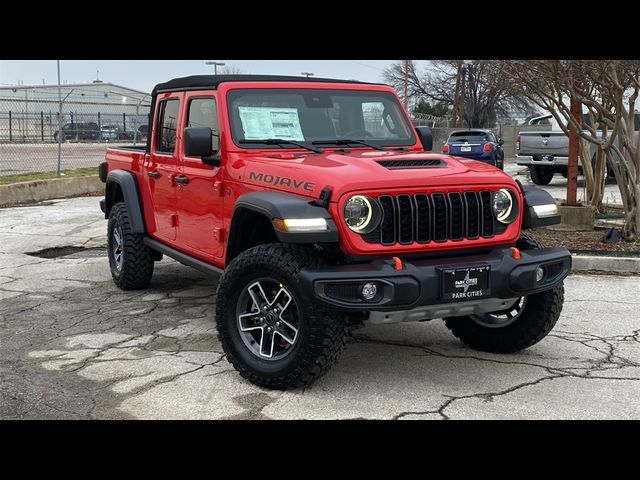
(0, 85, 150, 177)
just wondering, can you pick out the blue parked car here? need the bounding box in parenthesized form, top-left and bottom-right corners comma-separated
(442, 129, 505, 169)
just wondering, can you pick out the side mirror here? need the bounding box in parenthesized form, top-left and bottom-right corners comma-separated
(184, 127, 220, 167)
(415, 126, 433, 151)
(498, 138, 504, 146)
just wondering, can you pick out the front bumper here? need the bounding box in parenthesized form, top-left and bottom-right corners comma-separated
(298, 246, 571, 312)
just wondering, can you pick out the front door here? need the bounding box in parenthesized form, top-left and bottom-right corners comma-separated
(146, 95, 182, 242)
(175, 94, 224, 260)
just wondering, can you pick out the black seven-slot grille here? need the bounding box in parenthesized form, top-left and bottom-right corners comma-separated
(363, 190, 499, 245)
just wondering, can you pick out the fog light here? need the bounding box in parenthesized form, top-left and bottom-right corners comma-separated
(535, 266, 545, 283)
(361, 282, 378, 300)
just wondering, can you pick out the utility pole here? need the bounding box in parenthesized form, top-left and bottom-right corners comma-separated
(403, 60, 409, 108)
(205, 61, 226, 74)
(56, 60, 62, 177)
(133, 94, 149, 146)
(301, 72, 314, 78)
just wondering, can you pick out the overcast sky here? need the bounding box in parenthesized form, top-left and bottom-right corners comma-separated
(0, 60, 412, 93)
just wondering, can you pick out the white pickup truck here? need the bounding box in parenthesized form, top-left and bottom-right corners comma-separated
(516, 112, 640, 185)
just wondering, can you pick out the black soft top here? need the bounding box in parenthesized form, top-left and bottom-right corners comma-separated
(152, 74, 372, 95)
(146, 74, 377, 152)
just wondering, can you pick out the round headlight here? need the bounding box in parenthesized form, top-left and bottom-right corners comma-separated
(493, 188, 515, 224)
(344, 195, 380, 233)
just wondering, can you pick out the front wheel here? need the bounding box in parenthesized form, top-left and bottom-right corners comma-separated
(216, 244, 348, 390)
(444, 234, 564, 353)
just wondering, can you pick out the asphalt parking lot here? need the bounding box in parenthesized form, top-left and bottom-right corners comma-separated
(1, 196, 639, 419)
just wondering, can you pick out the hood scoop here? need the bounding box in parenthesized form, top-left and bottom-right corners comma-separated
(376, 158, 445, 169)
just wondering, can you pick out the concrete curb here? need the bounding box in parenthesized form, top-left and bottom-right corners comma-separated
(0, 175, 103, 205)
(572, 254, 640, 274)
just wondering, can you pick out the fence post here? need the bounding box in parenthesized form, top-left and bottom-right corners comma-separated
(123, 112, 126, 132)
(9, 111, 12, 141)
(41, 111, 44, 141)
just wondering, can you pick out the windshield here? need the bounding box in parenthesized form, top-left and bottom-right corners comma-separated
(449, 131, 492, 142)
(227, 88, 416, 148)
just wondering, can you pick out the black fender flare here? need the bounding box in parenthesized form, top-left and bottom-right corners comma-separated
(230, 191, 339, 245)
(104, 170, 146, 233)
(516, 181, 561, 229)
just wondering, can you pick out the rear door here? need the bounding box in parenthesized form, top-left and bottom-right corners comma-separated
(175, 93, 225, 260)
(145, 94, 182, 242)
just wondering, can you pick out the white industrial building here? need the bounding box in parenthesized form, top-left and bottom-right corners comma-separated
(0, 81, 151, 142)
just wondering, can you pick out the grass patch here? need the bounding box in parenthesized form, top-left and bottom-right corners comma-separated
(0, 167, 98, 185)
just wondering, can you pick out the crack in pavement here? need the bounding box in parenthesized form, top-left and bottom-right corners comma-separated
(351, 325, 640, 419)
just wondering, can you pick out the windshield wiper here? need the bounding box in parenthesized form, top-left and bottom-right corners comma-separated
(312, 139, 387, 151)
(239, 139, 322, 154)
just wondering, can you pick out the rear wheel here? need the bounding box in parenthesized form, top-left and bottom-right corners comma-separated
(492, 152, 503, 170)
(530, 166, 554, 185)
(444, 234, 564, 353)
(107, 202, 154, 290)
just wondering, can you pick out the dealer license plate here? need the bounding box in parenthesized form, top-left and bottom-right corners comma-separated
(442, 266, 490, 300)
(461, 146, 471, 152)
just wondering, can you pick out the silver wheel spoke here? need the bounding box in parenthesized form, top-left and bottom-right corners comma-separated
(238, 311, 263, 332)
(274, 327, 296, 345)
(112, 226, 124, 272)
(471, 297, 527, 329)
(260, 328, 275, 358)
(271, 287, 292, 313)
(248, 281, 270, 310)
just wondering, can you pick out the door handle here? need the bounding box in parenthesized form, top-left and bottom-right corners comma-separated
(148, 170, 160, 179)
(173, 175, 189, 185)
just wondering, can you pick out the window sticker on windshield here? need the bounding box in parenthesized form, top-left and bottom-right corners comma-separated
(238, 107, 304, 141)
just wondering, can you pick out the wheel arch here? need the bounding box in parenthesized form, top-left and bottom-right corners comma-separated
(226, 191, 339, 264)
(104, 170, 146, 234)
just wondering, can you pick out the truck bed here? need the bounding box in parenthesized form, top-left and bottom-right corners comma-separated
(518, 131, 568, 157)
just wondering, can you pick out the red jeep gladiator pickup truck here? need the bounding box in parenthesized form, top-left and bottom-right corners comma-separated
(99, 75, 571, 389)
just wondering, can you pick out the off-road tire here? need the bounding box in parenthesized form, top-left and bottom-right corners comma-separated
(216, 243, 348, 390)
(530, 166, 554, 185)
(444, 233, 564, 353)
(107, 202, 154, 290)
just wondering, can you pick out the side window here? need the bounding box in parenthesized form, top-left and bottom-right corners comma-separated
(156, 99, 180, 153)
(186, 97, 219, 152)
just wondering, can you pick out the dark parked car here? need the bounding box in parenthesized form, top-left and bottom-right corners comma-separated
(54, 122, 100, 141)
(443, 129, 505, 169)
(136, 124, 148, 140)
(100, 125, 136, 141)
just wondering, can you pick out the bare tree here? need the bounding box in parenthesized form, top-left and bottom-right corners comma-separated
(383, 60, 535, 128)
(218, 65, 243, 75)
(491, 60, 640, 239)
